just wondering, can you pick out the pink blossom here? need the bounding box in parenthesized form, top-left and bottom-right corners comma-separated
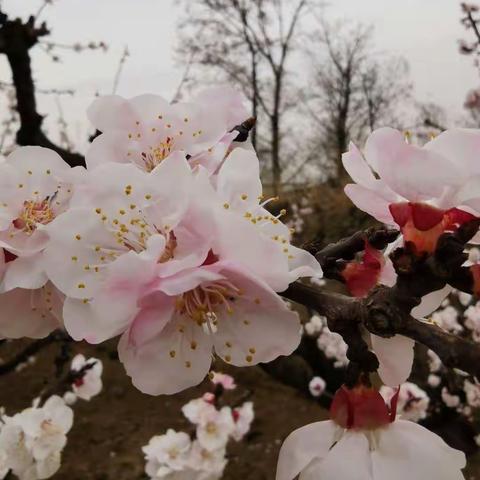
(343, 128, 480, 255)
(86, 88, 249, 173)
(119, 261, 301, 394)
(308, 377, 326, 398)
(231, 402, 254, 441)
(210, 372, 236, 390)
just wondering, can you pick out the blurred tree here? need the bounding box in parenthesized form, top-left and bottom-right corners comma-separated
(305, 22, 412, 184)
(176, 0, 315, 194)
(0, 2, 107, 165)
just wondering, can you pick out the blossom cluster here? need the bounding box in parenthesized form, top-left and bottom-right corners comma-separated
(0, 87, 322, 395)
(0, 354, 102, 480)
(142, 372, 253, 480)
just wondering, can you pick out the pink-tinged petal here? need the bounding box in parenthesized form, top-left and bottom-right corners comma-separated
(0, 283, 61, 339)
(85, 132, 133, 169)
(63, 247, 161, 343)
(300, 432, 372, 480)
(216, 148, 262, 211)
(87, 95, 137, 132)
(156, 225, 211, 278)
(364, 127, 458, 202)
(371, 334, 414, 386)
(344, 183, 395, 225)
(212, 211, 290, 292)
(194, 86, 249, 128)
(378, 256, 397, 287)
(127, 296, 176, 347)
(212, 263, 301, 366)
(128, 94, 171, 122)
(162, 101, 226, 156)
(43, 207, 119, 299)
(153, 267, 225, 297)
(425, 128, 480, 176)
(148, 151, 193, 229)
(411, 285, 452, 319)
(276, 421, 336, 480)
(63, 297, 124, 343)
(372, 420, 466, 480)
(454, 175, 480, 213)
(0, 253, 47, 292)
(189, 131, 237, 174)
(287, 245, 323, 282)
(0, 228, 50, 256)
(118, 313, 213, 395)
(342, 142, 376, 188)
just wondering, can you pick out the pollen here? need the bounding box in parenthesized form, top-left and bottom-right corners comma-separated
(169, 350, 176, 358)
(190, 341, 197, 350)
(225, 355, 231, 362)
(185, 361, 191, 368)
(95, 208, 102, 214)
(71, 256, 78, 262)
(241, 194, 248, 200)
(145, 194, 152, 200)
(75, 234, 81, 240)
(223, 203, 230, 209)
(77, 283, 86, 289)
(246, 355, 253, 363)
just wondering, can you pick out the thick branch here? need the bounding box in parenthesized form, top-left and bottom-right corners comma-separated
(0, 12, 84, 167)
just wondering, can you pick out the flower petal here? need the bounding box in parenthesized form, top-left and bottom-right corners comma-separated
(371, 334, 414, 387)
(118, 311, 213, 395)
(411, 285, 452, 319)
(212, 263, 301, 366)
(372, 420, 466, 480)
(300, 432, 372, 480)
(276, 421, 336, 480)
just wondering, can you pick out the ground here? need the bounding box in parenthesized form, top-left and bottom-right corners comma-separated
(1, 339, 479, 479)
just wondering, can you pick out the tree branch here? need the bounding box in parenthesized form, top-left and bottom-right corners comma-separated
(0, 10, 84, 167)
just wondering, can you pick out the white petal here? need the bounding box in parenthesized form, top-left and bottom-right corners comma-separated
(372, 420, 465, 480)
(0, 253, 47, 292)
(371, 334, 414, 386)
(342, 142, 376, 188)
(300, 432, 372, 480)
(118, 311, 213, 395)
(276, 421, 336, 480)
(411, 285, 452, 319)
(344, 183, 395, 225)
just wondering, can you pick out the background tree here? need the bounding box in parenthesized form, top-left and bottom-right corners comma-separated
(176, 0, 315, 194)
(304, 21, 412, 184)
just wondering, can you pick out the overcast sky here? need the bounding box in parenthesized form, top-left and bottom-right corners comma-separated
(1, 0, 479, 149)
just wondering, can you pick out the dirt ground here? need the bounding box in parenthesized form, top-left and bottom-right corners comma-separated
(1, 339, 480, 480)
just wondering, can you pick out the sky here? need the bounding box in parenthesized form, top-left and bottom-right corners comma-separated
(0, 0, 479, 150)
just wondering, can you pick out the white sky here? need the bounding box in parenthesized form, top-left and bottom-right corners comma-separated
(0, 0, 478, 149)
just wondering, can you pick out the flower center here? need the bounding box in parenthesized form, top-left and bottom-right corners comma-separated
(13, 199, 55, 234)
(206, 422, 218, 434)
(141, 137, 174, 172)
(175, 280, 241, 329)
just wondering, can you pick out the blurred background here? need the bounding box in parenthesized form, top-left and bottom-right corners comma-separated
(2, 1, 480, 478)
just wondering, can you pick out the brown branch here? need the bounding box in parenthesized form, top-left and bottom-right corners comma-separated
(282, 219, 480, 384)
(0, 10, 84, 167)
(0, 334, 57, 375)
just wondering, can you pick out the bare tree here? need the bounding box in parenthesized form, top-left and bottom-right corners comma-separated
(305, 22, 411, 183)
(176, 0, 314, 194)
